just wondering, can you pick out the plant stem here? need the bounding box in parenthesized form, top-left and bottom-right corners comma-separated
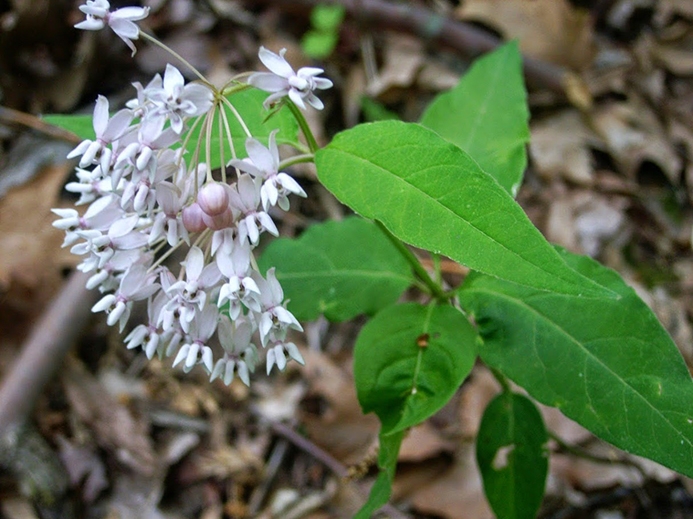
(139, 31, 209, 84)
(278, 153, 314, 169)
(374, 221, 449, 302)
(287, 101, 320, 153)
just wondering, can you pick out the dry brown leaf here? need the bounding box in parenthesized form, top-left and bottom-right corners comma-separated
(545, 190, 628, 257)
(652, 42, 693, 75)
(457, 0, 595, 70)
(399, 422, 455, 463)
(63, 359, 157, 475)
(56, 434, 109, 502)
(591, 98, 682, 183)
(409, 444, 493, 519)
(367, 34, 425, 101)
(0, 160, 78, 349)
(530, 110, 595, 185)
(458, 366, 501, 438)
(300, 350, 379, 465)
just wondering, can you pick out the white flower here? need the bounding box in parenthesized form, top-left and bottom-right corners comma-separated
(67, 95, 133, 173)
(248, 47, 333, 110)
(91, 264, 159, 331)
(211, 316, 258, 386)
(149, 64, 214, 134)
(229, 131, 306, 211)
(255, 268, 302, 347)
(172, 304, 218, 373)
(266, 341, 304, 375)
(75, 0, 150, 56)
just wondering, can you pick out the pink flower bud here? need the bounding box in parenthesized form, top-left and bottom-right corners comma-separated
(202, 207, 235, 230)
(197, 182, 229, 216)
(182, 203, 207, 233)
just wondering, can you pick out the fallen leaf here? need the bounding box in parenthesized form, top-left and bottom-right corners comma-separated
(457, 0, 595, 70)
(591, 98, 682, 183)
(530, 109, 595, 185)
(300, 350, 379, 465)
(63, 358, 157, 475)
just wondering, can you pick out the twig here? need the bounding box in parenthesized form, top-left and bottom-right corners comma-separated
(0, 271, 96, 433)
(0, 271, 96, 506)
(265, 0, 589, 105)
(269, 421, 411, 519)
(0, 106, 82, 144)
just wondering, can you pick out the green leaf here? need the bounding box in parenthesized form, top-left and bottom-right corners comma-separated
(302, 31, 339, 59)
(354, 303, 477, 435)
(420, 41, 529, 196)
(477, 393, 548, 519)
(311, 4, 345, 31)
(315, 121, 615, 299)
(354, 430, 404, 519)
(257, 217, 414, 322)
(360, 97, 400, 122)
(43, 114, 95, 141)
(184, 88, 299, 169)
(459, 249, 693, 478)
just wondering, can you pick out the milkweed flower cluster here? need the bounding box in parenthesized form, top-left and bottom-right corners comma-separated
(53, 2, 333, 386)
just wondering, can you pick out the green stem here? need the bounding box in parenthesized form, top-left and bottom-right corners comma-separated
(278, 153, 314, 169)
(489, 367, 511, 393)
(287, 101, 319, 153)
(139, 31, 209, 85)
(374, 221, 449, 302)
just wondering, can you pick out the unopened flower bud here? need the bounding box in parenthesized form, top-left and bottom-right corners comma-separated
(182, 203, 207, 233)
(202, 207, 235, 230)
(197, 182, 229, 216)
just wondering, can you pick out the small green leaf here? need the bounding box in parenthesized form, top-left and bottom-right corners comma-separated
(315, 121, 615, 298)
(311, 4, 345, 31)
(257, 217, 414, 322)
(477, 393, 548, 519)
(302, 31, 339, 59)
(420, 41, 529, 196)
(360, 97, 400, 122)
(460, 248, 693, 478)
(184, 88, 299, 169)
(43, 114, 95, 141)
(354, 430, 404, 519)
(354, 303, 477, 435)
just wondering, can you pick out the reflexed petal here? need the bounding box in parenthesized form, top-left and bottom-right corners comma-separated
(287, 89, 306, 110)
(111, 6, 149, 21)
(163, 64, 185, 95)
(183, 246, 204, 280)
(305, 93, 324, 110)
(93, 95, 110, 136)
(75, 18, 105, 31)
(277, 173, 306, 197)
(284, 342, 305, 365)
(247, 72, 289, 93)
(297, 66, 326, 78)
(258, 47, 294, 78)
(246, 138, 276, 175)
(108, 17, 140, 40)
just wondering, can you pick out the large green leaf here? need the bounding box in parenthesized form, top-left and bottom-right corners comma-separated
(315, 121, 615, 298)
(354, 303, 477, 435)
(257, 217, 414, 322)
(459, 249, 693, 477)
(477, 392, 548, 519)
(354, 430, 404, 519)
(420, 41, 529, 196)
